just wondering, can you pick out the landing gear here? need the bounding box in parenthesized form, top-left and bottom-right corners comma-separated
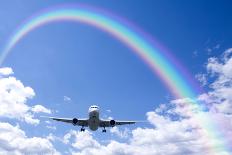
(102, 127, 106, 133)
(102, 129, 106, 132)
(81, 126, 85, 132)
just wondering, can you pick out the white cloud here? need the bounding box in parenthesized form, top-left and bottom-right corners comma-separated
(68, 102, 231, 155)
(0, 67, 51, 125)
(0, 76, 35, 122)
(223, 48, 232, 61)
(31, 105, 51, 114)
(45, 120, 51, 124)
(110, 127, 130, 139)
(195, 73, 207, 86)
(205, 49, 232, 114)
(0, 122, 60, 155)
(64, 96, 71, 102)
(205, 43, 221, 55)
(63, 130, 100, 150)
(46, 125, 57, 130)
(106, 109, 111, 113)
(23, 113, 40, 125)
(207, 49, 232, 80)
(0, 67, 13, 76)
(108, 116, 113, 120)
(207, 57, 222, 75)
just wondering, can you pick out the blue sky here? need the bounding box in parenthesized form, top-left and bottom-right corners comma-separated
(0, 1, 232, 154)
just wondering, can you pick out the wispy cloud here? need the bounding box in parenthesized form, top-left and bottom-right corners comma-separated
(195, 73, 207, 86)
(64, 96, 72, 103)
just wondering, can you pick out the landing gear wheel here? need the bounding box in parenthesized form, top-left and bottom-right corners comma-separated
(81, 127, 85, 132)
(102, 129, 106, 133)
(102, 127, 106, 133)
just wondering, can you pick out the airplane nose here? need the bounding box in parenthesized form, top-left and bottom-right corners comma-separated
(88, 108, 99, 113)
(93, 109, 99, 113)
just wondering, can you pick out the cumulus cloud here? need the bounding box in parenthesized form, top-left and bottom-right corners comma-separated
(66, 102, 231, 155)
(110, 127, 130, 139)
(0, 67, 52, 125)
(0, 122, 60, 155)
(0, 69, 60, 154)
(205, 48, 232, 114)
(63, 130, 101, 150)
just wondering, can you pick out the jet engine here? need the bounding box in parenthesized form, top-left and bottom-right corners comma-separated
(72, 118, 78, 125)
(110, 120, 116, 126)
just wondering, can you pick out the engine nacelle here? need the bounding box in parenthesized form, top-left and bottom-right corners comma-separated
(110, 120, 116, 126)
(72, 118, 78, 126)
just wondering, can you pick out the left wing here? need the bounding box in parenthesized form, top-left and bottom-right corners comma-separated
(99, 119, 137, 127)
(42, 116, 88, 127)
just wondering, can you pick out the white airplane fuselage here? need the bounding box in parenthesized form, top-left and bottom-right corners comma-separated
(88, 106, 100, 131)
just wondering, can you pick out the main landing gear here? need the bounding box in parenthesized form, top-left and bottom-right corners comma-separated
(81, 126, 85, 132)
(102, 127, 106, 133)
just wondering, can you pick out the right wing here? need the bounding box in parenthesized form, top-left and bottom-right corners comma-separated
(42, 116, 88, 127)
(99, 119, 137, 127)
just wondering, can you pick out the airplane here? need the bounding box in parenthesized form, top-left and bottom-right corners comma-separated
(44, 105, 138, 132)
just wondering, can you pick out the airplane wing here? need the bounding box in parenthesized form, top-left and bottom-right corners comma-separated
(43, 117, 88, 127)
(99, 119, 137, 127)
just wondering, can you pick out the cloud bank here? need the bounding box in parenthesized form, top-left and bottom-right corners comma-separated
(0, 122, 59, 155)
(63, 49, 232, 155)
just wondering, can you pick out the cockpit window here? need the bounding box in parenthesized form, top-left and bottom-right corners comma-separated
(91, 106, 98, 109)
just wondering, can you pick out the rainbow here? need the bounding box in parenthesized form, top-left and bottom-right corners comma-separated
(1, 4, 198, 99)
(0, 4, 229, 154)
